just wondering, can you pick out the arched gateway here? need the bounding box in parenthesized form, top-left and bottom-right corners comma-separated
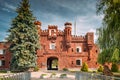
(47, 57, 58, 70)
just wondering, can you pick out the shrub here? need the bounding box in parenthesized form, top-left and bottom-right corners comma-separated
(81, 62, 88, 72)
(60, 74, 67, 78)
(111, 63, 119, 72)
(97, 65, 103, 72)
(63, 68, 68, 71)
(50, 72, 56, 78)
(34, 66, 39, 71)
(0, 70, 7, 73)
(40, 74, 47, 79)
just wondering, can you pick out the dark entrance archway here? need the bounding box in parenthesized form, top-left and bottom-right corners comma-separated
(47, 57, 58, 70)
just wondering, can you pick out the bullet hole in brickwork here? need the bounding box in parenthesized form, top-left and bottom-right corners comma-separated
(71, 61, 73, 64)
(96, 50, 98, 53)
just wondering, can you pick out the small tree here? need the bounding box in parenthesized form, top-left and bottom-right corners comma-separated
(111, 63, 119, 72)
(97, 65, 104, 72)
(81, 62, 88, 72)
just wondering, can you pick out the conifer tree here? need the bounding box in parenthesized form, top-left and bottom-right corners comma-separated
(7, 0, 40, 71)
(81, 62, 88, 72)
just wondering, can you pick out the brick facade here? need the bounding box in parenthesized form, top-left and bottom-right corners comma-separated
(35, 21, 99, 70)
(0, 42, 11, 69)
(0, 21, 99, 70)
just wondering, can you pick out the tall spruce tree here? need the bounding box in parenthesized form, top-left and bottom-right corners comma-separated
(7, 0, 40, 71)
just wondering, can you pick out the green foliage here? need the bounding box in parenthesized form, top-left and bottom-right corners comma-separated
(97, 49, 113, 64)
(50, 72, 56, 78)
(0, 70, 7, 73)
(7, 0, 40, 71)
(96, 0, 120, 65)
(111, 48, 120, 63)
(51, 72, 56, 75)
(60, 74, 67, 78)
(52, 59, 58, 67)
(63, 68, 68, 71)
(34, 66, 39, 71)
(40, 74, 47, 79)
(81, 62, 88, 72)
(97, 65, 104, 72)
(111, 63, 119, 72)
(41, 74, 47, 76)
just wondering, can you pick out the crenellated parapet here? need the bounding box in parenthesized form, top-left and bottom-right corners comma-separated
(40, 29, 48, 36)
(57, 30, 64, 36)
(48, 25, 58, 29)
(34, 21, 94, 45)
(71, 35, 86, 42)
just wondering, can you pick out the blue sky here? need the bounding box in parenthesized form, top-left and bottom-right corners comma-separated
(0, 0, 103, 42)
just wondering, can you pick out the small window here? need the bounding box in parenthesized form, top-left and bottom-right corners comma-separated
(0, 60, 5, 66)
(76, 46, 82, 53)
(76, 60, 81, 66)
(76, 48, 79, 52)
(50, 43, 56, 50)
(71, 48, 74, 52)
(84, 48, 87, 52)
(0, 50, 5, 55)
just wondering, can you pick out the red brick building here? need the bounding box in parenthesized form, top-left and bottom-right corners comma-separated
(35, 21, 99, 70)
(0, 21, 99, 70)
(0, 42, 11, 69)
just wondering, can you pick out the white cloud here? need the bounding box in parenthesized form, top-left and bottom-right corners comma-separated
(35, 11, 68, 30)
(4, 2, 16, 11)
(0, 32, 8, 41)
(2, 8, 11, 12)
(2, 2, 16, 13)
(2, 39, 7, 42)
(35, 8, 103, 42)
(92, 14, 104, 21)
(73, 14, 103, 41)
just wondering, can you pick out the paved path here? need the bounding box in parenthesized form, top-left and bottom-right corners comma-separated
(31, 70, 75, 80)
(32, 78, 75, 80)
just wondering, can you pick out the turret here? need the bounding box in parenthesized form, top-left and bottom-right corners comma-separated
(64, 22, 72, 48)
(86, 32, 94, 60)
(64, 22, 72, 42)
(34, 21, 41, 34)
(86, 32, 94, 45)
